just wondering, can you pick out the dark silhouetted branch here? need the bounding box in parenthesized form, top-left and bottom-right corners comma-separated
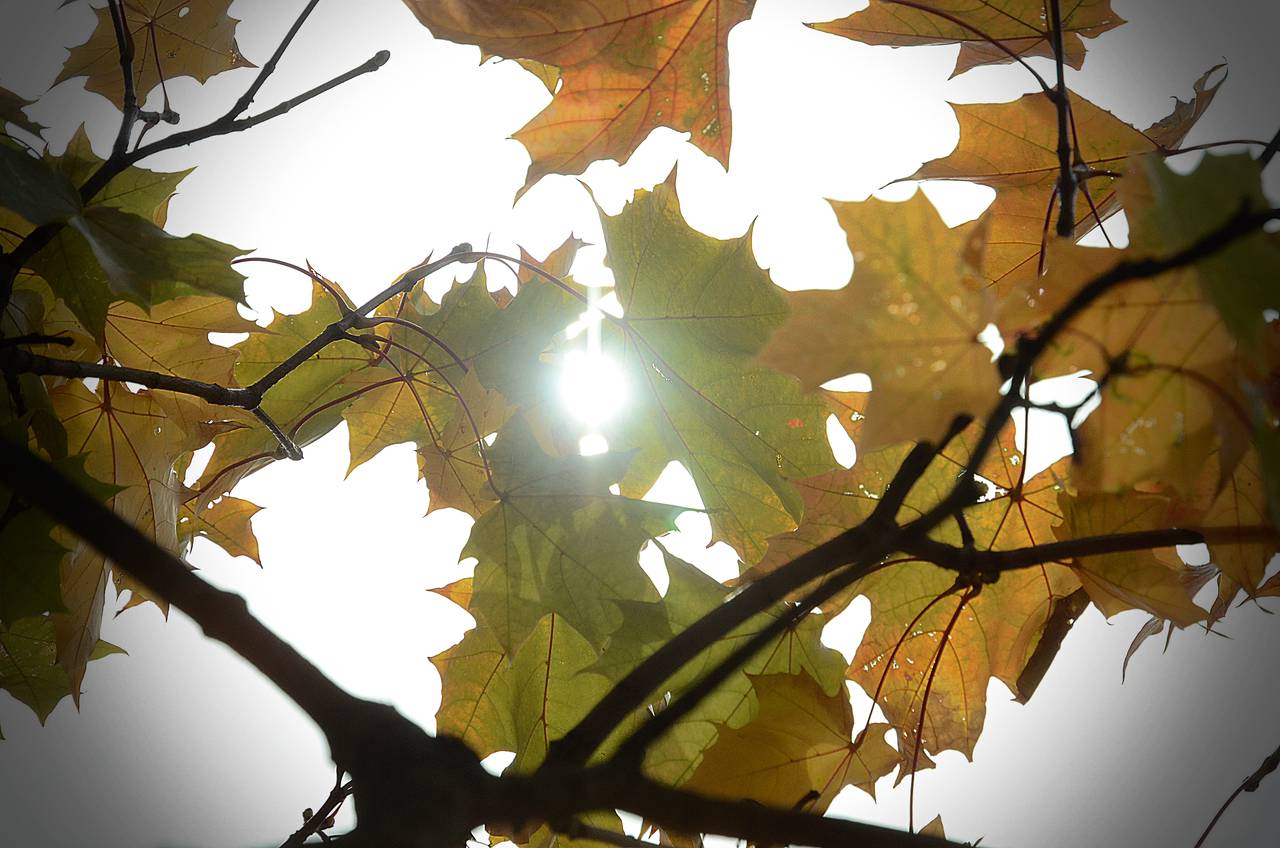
(1194, 742, 1280, 848)
(1048, 0, 1076, 237)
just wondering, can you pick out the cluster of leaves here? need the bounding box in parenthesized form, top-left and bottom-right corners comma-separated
(2, 1, 1279, 845)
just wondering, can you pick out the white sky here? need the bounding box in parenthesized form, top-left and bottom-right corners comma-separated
(2, 1, 1280, 846)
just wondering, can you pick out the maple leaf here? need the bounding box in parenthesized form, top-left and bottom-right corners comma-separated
(1122, 153, 1280, 354)
(51, 382, 213, 697)
(759, 190, 999, 451)
(1053, 490, 1205, 626)
(0, 454, 116, 625)
(55, 0, 254, 109)
(0, 616, 122, 734)
(433, 613, 621, 771)
(23, 204, 249, 340)
(342, 258, 575, 477)
(913, 78, 1222, 292)
(594, 174, 835, 564)
(0, 140, 81, 228)
(0, 85, 44, 137)
(843, 430, 1078, 762)
(1, 128, 218, 337)
(675, 672, 899, 815)
(177, 493, 263, 566)
(1015, 156, 1276, 497)
(463, 415, 682, 654)
(595, 549, 848, 787)
(415, 371, 512, 517)
(0, 510, 68, 625)
(50, 125, 194, 226)
(39, 294, 259, 393)
(404, 0, 754, 187)
(812, 0, 1125, 78)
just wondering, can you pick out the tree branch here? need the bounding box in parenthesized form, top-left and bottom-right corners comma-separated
(902, 525, 1280, 578)
(1194, 742, 1280, 848)
(281, 771, 353, 848)
(494, 768, 957, 848)
(106, 0, 140, 159)
(1, 347, 254, 406)
(606, 417, 975, 769)
(1259, 125, 1280, 168)
(124, 50, 390, 163)
(0, 433, 489, 847)
(230, 0, 324, 120)
(0, 431, 968, 848)
(1048, 0, 1076, 237)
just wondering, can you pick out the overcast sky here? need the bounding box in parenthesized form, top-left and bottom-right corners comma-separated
(2, 1, 1279, 846)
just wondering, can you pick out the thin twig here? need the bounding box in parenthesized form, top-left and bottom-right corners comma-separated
(232, 255, 353, 314)
(902, 525, 1279, 578)
(126, 50, 390, 163)
(1, 347, 254, 406)
(281, 772, 353, 848)
(1194, 742, 1280, 848)
(252, 406, 303, 460)
(909, 589, 976, 832)
(1259, 125, 1280, 168)
(230, 0, 324, 119)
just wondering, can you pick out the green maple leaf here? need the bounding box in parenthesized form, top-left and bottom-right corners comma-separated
(594, 548, 847, 786)
(0, 615, 123, 736)
(594, 173, 837, 565)
(464, 415, 682, 654)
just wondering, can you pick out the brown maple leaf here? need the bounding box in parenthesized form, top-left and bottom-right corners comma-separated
(403, 0, 754, 188)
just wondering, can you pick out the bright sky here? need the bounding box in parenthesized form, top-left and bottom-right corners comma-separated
(2, 1, 1280, 846)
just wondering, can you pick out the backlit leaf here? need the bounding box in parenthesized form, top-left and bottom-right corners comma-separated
(464, 415, 682, 653)
(55, 0, 253, 109)
(1054, 490, 1205, 626)
(405, 0, 754, 186)
(678, 672, 898, 812)
(812, 0, 1124, 77)
(597, 174, 835, 563)
(759, 190, 999, 450)
(0, 616, 122, 730)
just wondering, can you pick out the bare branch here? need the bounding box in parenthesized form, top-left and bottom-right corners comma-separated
(1048, 0, 1076, 237)
(106, 0, 140, 158)
(252, 406, 303, 460)
(1260, 125, 1280, 168)
(230, 0, 324, 120)
(129, 50, 390, 162)
(1, 346, 254, 406)
(496, 768, 957, 848)
(281, 772, 353, 848)
(233, 256, 353, 314)
(902, 525, 1280, 578)
(0, 434, 489, 846)
(1194, 742, 1280, 848)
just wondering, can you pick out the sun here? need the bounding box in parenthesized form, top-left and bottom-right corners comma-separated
(558, 289, 628, 454)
